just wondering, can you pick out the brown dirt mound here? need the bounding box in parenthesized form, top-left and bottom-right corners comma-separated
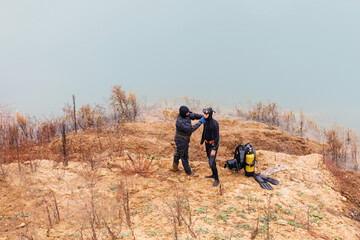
(2, 119, 359, 240)
(106, 120, 323, 160)
(46, 120, 322, 162)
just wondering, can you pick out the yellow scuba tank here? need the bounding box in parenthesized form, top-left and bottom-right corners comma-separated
(244, 143, 255, 177)
(245, 153, 255, 176)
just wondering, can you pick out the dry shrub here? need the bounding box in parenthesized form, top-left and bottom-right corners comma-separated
(116, 180, 136, 239)
(94, 104, 107, 127)
(8, 121, 19, 148)
(0, 122, 20, 165)
(248, 101, 280, 126)
(110, 85, 127, 120)
(118, 153, 154, 176)
(36, 119, 59, 144)
(128, 91, 138, 121)
(325, 127, 343, 165)
(77, 104, 96, 129)
(163, 185, 197, 239)
(350, 131, 358, 169)
(16, 111, 29, 138)
(62, 103, 73, 121)
(110, 85, 138, 122)
(75, 104, 106, 130)
(42, 191, 61, 229)
(324, 125, 358, 169)
(307, 119, 319, 132)
(80, 187, 101, 240)
(281, 110, 296, 133)
(78, 160, 109, 239)
(299, 109, 305, 137)
(89, 188, 100, 240)
(77, 169, 122, 240)
(306, 118, 323, 140)
(15, 111, 37, 142)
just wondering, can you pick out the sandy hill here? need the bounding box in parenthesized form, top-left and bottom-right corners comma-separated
(0, 119, 359, 240)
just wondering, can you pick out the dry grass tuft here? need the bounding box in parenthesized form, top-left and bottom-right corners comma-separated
(117, 153, 154, 176)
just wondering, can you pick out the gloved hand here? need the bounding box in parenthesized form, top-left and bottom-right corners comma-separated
(200, 116, 206, 124)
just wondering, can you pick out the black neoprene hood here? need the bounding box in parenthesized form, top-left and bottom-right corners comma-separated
(179, 106, 190, 118)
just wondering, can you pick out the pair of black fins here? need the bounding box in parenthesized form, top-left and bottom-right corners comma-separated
(253, 173, 279, 190)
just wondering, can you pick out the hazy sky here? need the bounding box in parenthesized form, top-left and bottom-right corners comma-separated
(1, 1, 359, 132)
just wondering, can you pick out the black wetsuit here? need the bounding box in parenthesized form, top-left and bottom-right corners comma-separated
(174, 112, 203, 175)
(200, 110, 220, 182)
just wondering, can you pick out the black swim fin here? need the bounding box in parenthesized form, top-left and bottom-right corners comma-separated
(261, 175, 279, 185)
(253, 174, 273, 190)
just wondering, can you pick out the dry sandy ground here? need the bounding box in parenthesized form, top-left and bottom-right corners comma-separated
(0, 119, 359, 240)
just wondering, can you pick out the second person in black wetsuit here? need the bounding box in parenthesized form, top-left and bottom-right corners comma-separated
(199, 107, 220, 186)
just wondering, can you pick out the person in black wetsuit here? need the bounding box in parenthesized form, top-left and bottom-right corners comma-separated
(173, 106, 205, 176)
(199, 107, 220, 186)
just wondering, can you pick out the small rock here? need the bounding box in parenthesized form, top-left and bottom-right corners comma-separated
(341, 196, 347, 201)
(19, 222, 25, 228)
(277, 219, 287, 225)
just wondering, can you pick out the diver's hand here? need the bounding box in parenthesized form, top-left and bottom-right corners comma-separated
(210, 150, 216, 156)
(199, 144, 204, 151)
